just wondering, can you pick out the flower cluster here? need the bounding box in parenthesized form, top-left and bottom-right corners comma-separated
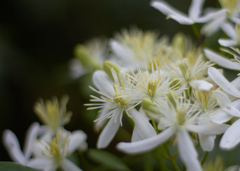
(3, 96, 87, 171)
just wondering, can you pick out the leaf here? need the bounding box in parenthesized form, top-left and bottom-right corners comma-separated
(0, 162, 37, 171)
(87, 149, 130, 171)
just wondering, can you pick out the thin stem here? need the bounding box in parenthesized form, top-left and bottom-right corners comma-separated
(152, 119, 160, 134)
(192, 24, 200, 38)
(164, 144, 180, 171)
(201, 152, 209, 165)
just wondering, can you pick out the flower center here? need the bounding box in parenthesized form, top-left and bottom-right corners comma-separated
(147, 76, 160, 98)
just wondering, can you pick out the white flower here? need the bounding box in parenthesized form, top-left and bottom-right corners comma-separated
(3, 122, 40, 165)
(201, 0, 240, 36)
(133, 67, 175, 103)
(34, 95, 72, 136)
(218, 23, 240, 47)
(86, 69, 156, 148)
(117, 91, 228, 171)
(110, 28, 170, 69)
(151, 0, 226, 25)
(176, 54, 214, 91)
(28, 130, 86, 171)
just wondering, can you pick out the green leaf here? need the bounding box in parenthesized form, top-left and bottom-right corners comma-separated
(0, 162, 37, 171)
(88, 149, 130, 171)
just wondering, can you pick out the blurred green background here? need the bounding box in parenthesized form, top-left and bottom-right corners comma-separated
(1, 0, 230, 169)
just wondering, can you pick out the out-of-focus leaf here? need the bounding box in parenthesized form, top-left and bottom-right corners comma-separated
(88, 149, 130, 171)
(0, 162, 37, 171)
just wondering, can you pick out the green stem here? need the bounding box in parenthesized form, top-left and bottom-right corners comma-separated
(192, 24, 200, 38)
(201, 152, 209, 165)
(152, 119, 160, 134)
(164, 145, 180, 171)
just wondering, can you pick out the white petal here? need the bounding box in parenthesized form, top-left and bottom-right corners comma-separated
(225, 165, 240, 171)
(44, 164, 58, 171)
(205, 50, 240, 70)
(231, 76, 240, 89)
(177, 128, 201, 171)
(97, 114, 120, 148)
(158, 117, 173, 130)
(131, 126, 142, 142)
(69, 130, 87, 155)
(169, 15, 194, 24)
(210, 108, 233, 124)
(201, 17, 225, 36)
(221, 22, 236, 39)
(94, 107, 111, 132)
(208, 67, 240, 97)
(110, 39, 134, 61)
(129, 108, 156, 140)
(189, 80, 213, 91)
(92, 70, 113, 96)
(151, 1, 188, 17)
(199, 134, 216, 151)
(218, 39, 238, 47)
(3, 130, 26, 163)
(27, 158, 51, 169)
(188, 0, 204, 19)
(186, 123, 229, 134)
(196, 9, 227, 23)
(220, 119, 240, 150)
(214, 90, 240, 117)
(117, 127, 174, 154)
(230, 16, 240, 24)
(61, 159, 82, 171)
(23, 122, 40, 159)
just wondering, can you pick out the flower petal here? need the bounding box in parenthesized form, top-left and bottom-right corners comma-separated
(230, 16, 240, 25)
(27, 158, 52, 170)
(210, 108, 233, 124)
(201, 17, 225, 36)
(131, 126, 142, 142)
(199, 134, 216, 151)
(110, 39, 134, 62)
(208, 67, 240, 97)
(117, 127, 174, 154)
(221, 22, 236, 39)
(196, 9, 227, 23)
(205, 50, 240, 71)
(23, 122, 40, 159)
(189, 80, 213, 91)
(186, 123, 229, 134)
(92, 70, 113, 96)
(61, 159, 82, 171)
(151, 1, 188, 17)
(129, 108, 156, 140)
(69, 130, 87, 155)
(177, 128, 201, 171)
(214, 90, 240, 117)
(97, 114, 121, 148)
(218, 39, 238, 47)
(169, 15, 194, 24)
(3, 130, 26, 163)
(188, 0, 204, 19)
(220, 119, 240, 150)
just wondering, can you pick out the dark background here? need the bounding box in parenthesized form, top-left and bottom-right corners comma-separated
(0, 0, 223, 165)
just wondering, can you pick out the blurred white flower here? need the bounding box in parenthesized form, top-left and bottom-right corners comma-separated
(3, 122, 40, 165)
(28, 130, 86, 171)
(151, 0, 226, 25)
(34, 95, 72, 137)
